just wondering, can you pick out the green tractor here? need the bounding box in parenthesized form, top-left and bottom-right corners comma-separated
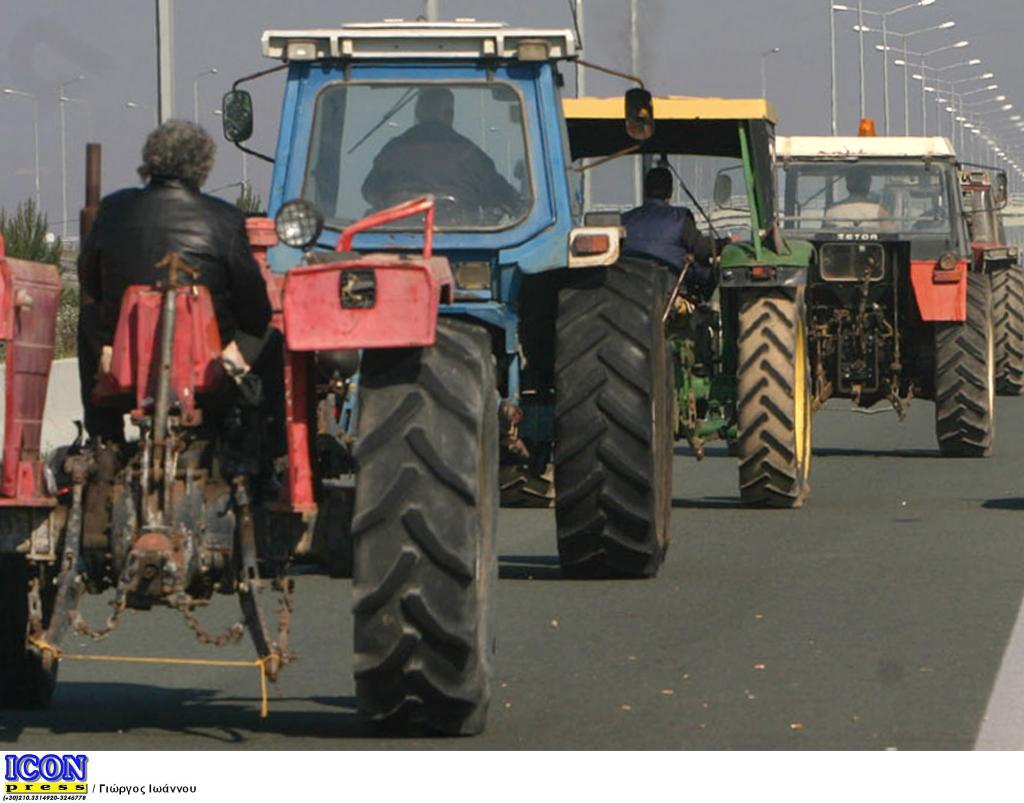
(559, 97, 815, 512)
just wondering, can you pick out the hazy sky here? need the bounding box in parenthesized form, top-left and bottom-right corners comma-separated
(1, 0, 1022, 237)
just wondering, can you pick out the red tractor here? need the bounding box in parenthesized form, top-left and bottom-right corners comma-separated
(0, 197, 494, 735)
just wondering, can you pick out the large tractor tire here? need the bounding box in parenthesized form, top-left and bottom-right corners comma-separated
(553, 257, 674, 579)
(0, 557, 57, 708)
(935, 272, 996, 457)
(992, 264, 1024, 396)
(735, 289, 812, 508)
(351, 318, 498, 736)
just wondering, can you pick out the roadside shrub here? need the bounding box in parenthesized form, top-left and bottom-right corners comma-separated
(0, 198, 62, 264)
(235, 183, 263, 214)
(55, 284, 79, 359)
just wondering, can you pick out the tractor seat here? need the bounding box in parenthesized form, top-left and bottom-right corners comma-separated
(93, 285, 226, 418)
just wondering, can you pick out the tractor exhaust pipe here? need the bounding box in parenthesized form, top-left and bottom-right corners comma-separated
(80, 143, 101, 241)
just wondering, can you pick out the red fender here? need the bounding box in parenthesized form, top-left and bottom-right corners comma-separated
(909, 258, 969, 322)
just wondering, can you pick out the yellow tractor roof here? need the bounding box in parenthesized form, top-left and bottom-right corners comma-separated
(563, 95, 777, 160)
(564, 95, 777, 124)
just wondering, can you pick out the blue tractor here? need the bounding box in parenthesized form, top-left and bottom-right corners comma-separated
(221, 20, 664, 734)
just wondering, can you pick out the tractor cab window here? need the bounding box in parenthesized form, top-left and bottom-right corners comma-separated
(780, 160, 956, 237)
(578, 154, 753, 241)
(304, 82, 533, 232)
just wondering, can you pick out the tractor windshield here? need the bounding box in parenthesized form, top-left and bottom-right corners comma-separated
(780, 159, 958, 238)
(303, 82, 533, 232)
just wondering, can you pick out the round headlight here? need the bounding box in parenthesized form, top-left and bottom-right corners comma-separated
(938, 252, 958, 271)
(275, 199, 324, 250)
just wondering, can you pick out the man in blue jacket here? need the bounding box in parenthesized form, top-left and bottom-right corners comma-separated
(622, 166, 723, 299)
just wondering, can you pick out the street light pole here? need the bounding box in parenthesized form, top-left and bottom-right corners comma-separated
(630, 0, 641, 205)
(575, 0, 590, 212)
(920, 59, 928, 135)
(880, 14, 891, 133)
(902, 36, 911, 134)
(857, 0, 866, 119)
(2, 89, 40, 209)
(156, 0, 175, 122)
(59, 74, 85, 240)
(424, 0, 439, 21)
(829, 0, 838, 134)
(192, 68, 217, 124)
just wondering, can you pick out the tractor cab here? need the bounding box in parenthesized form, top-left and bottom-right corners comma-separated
(561, 96, 815, 508)
(960, 165, 1015, 258)
(564, 95, 812, 285)
(778, 136, 970, 262)
(223, 21, 605, 288)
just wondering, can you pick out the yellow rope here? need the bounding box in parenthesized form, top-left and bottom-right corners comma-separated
(29, 638, 272, 718)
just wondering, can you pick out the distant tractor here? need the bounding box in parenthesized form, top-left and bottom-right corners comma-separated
(561, 97, 815, 509)
(777, 133, 995, 456)
(959, 165, 1024, 395)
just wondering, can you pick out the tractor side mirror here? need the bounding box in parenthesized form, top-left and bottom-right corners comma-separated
(222, 90, 254, 144)
(625, 88, 655, 141)
(713, 172, 733, 208)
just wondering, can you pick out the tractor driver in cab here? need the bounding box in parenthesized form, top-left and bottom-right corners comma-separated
(77, 120, 276, 445)
(622, 166, 729, 300)
(361, 87, 524, 224)
(824, 167, 894, 231)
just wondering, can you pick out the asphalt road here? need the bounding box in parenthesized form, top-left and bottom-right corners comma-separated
(4, 395, 1024, 750)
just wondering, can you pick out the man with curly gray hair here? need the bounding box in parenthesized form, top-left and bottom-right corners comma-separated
(77, 119, 272, 442)
(137, 119, 217, 188)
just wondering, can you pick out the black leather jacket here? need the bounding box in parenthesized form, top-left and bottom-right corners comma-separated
(78, 177, 271, 346)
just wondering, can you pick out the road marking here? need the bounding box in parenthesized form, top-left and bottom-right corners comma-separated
(976, 592, 1024, 748)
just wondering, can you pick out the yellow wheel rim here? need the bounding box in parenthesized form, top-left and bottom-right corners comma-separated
(794, 315, 811, 477)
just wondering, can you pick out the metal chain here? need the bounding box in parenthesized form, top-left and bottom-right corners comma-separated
(273, 577, 296, 663)
(176, 596, 247, 647)
(70, 575, 130, 641)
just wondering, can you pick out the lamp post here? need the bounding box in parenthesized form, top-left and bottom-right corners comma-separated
(574, 0, 590, 211)
(891, 56, 987, 140)
(760, 47, 781, 99)
(909, 41, 969, 134)
(873, 23, 959, 134)
(629, 0, 641, 205)
(2, 88, 40, 208)
(829, 0, 838, 133)
(935, 79, 998, 151)
(59, 74, 85, 240)
(835, 1, 939, 133)
(156, 0, 175, 122)
(126, 100, 159, 127)
(192, 67, 217, 124)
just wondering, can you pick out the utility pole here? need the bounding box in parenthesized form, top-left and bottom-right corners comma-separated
(880, 14, 891, 134)
(630, 0, 641, 206)
(424, 0, 439, 21)
(829, 0, 838, 134)
(576, 0, 590, 212)
(156, 0, 175, 122)
(857, 0, 866, 120)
